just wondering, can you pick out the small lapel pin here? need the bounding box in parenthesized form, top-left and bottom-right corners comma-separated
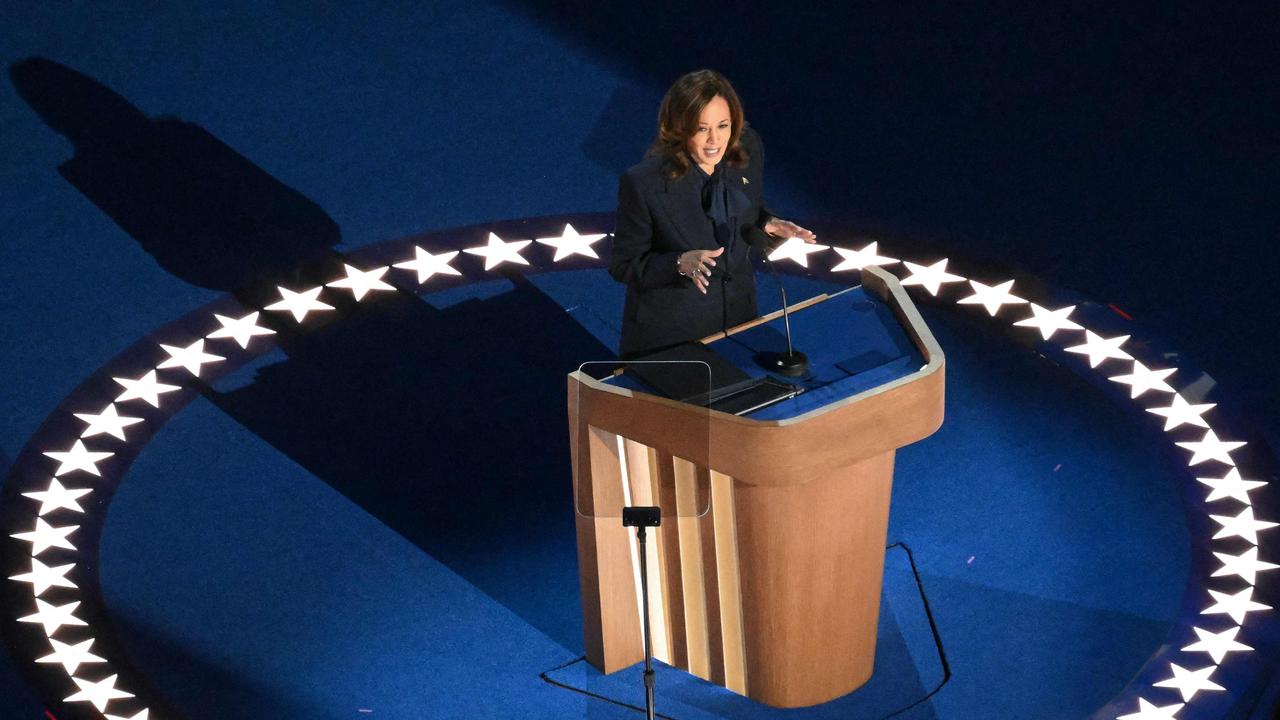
(742, 176, 750, 185)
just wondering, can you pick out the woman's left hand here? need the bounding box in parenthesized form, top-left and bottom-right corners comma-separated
(764, 218, 817, 243)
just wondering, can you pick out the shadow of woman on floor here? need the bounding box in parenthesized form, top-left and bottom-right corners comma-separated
(11, 58, 602, 665)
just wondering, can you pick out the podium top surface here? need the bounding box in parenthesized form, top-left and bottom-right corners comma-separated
(607, 285, 925, 421)
(572, 266, 945, 480)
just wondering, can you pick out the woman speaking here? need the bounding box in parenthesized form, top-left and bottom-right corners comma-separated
(609, 69, 815, 358)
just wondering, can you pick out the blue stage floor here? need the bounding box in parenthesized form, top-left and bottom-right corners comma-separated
(2, 4, 1277, 719)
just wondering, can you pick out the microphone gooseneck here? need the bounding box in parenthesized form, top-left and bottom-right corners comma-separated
(756, 235, 809, 377)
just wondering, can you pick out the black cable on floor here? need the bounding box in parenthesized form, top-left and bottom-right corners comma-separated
(539, 541, 950, 720)
(880, 541, 952, 719)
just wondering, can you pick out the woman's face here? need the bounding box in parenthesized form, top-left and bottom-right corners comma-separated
(686, 94, 731, 169)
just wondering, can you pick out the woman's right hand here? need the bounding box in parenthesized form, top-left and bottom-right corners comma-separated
(677, 247, 724, 294)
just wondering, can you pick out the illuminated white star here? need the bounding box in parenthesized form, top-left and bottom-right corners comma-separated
(957, 279, 1028, 317)
(208, 311, 276, 349)
(1146, 394, 1215, 431)
(18, 599, 87, 636)
(10, 517, 78, 556)
(65, 673, 134, 712)
(37, 638, 106, 674)
(1202, 586, 1271, 624)
(1209, 506, 1276, 545)
(1182, 626, 1251, 663)
(1176, 428, 1245, 466)
(105, 711, 151, 720)
(1213, 547, 1279, 584)
(900, 258, 966, 296)
(326, 264, 395, 301)
(767, 237, 830, 268)
(113, 370, 180, 407)
(394, 246, 462, 283)
(1013, 303, 1084, 340)
(1116, 698, 1183, 720)
(8, 557, 77, 596)
(830, 241, 899, 272)
(43, 439, 112, 477)
(22, 478, 92, 516)
(1064, 331, 1133, 368)
(1108, 361, 1176, 399)
(464, 232, 531, 270)
(73, 404, 143, 442)
(1153, 663, 1223, 702)
(1197, 468, 1267, 504)
(536, 223, 607, 261)
(265, 286, 334, 322)
(158, 339, 224, 377)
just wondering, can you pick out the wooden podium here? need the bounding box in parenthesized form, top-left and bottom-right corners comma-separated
(568, 266, 945, 708)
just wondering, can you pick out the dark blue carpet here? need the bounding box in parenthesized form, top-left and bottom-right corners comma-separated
(1, 2, 1276, 718)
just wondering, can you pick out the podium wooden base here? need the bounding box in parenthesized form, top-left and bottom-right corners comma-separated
(573, 427, 897, 707)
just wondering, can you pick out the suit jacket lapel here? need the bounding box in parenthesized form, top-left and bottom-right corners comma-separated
(661, 171, 717, 251)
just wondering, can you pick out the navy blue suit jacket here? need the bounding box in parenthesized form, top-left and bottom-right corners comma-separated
(609, 127, 774, 357)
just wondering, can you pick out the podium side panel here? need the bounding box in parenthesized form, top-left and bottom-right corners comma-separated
(576, 426, 644, 673)
(674, 458, 711, 680)
(711, 469, 748, 696)
(734, 451, 896, 708)
(697, 464, 727, 687)
(624, 439, 672, 664)
(655, 451, 689, 668)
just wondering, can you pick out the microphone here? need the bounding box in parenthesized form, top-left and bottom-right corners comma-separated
(750, 231, 809, 377)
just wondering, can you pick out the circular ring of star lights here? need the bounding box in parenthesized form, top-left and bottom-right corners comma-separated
(1, 212, 1274, 720)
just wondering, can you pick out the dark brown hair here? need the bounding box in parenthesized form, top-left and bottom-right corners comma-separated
(648, 69, 749, 181)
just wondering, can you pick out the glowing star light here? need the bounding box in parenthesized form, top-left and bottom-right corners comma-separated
(1209, 506, 1277, 545)
(105, 711, 151, 720)
(1197, 468, 1267, 504)
(8, 557, 77, 596)
(394, 246, 461, 283)
(830, 241, 899, 272)
(1176, 428, 1245, 466)
(1064, 331, 1133, 368)
(1213, 547, 1279, 584)
(265, 286, 334, 322)
(957, 279, 1028, 317)
(10, 518, 78, 556)
(43, 440, 112, 477)
(65, 673, 134, 712)
(1116, 698, 1183, 720)
(22, 478, 92, 516)
(209, 311, 276, 349)
(18, 599, 87, 636)
(38, 638, 106, 674)
(1013, 303, 1084, 340)
(901, 259, 965, 296)
(464, 232, 531, 270)
(1182, 626, 1251, 663)
(158, 339, 224, 377)
(74, 404, 143, 441)
(1153, 663, 1223, 702)
(326, 264, 395, 301)
(113, 370, 180, 407)
(1108, 361, 1176, 399)
(1147, 394, 1215, 431)
(767, 237, 829, 268)
(1202, 587, 1271, 624)
(536, 223, 607, 261)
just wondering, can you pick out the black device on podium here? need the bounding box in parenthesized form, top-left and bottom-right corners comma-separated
(628, 342, 800, 415)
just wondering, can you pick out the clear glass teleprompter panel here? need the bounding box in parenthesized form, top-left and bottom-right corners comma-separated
(571, 360, 711, 519)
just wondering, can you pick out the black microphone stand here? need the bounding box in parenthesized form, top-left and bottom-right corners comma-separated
(622, 506, 661, 720)
(755, 237, 809, 377)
